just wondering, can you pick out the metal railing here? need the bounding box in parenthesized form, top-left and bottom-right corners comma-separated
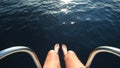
(0, 46, 42, 68)
(85, 46, 120, 68)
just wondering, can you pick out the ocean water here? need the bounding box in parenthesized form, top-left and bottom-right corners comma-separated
(0, 0, 120, 68)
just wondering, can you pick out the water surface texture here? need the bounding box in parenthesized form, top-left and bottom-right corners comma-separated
(0, 0, 120, 68)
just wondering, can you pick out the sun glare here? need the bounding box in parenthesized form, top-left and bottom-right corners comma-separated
(61, 0, 72, 4)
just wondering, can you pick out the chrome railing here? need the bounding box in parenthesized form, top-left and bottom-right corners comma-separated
(0, 46, 42, 68)
(85, 46, 120, 68)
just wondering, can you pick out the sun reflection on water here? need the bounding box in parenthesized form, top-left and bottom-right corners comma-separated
(60, 8, 69, 14)
(61, 0, 72, 4)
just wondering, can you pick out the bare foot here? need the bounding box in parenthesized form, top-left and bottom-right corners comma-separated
(62, 44, 67, 56)
(54, 44, 60, 53)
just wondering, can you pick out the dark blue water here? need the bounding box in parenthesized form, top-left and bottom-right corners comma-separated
(0, 0, 120, 68)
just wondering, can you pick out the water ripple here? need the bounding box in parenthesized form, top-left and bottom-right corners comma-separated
(0, 0, 120, 30)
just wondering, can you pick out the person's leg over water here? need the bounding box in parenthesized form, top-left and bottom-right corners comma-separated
(62, 44, 85, 68)
(43, 44, 61, 68)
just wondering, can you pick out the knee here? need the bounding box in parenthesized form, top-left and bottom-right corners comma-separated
(48, 50, 54, 55)
(47, 50, 58, 57)
(64, 50, 78, 59)
(67, 50, 76, 55)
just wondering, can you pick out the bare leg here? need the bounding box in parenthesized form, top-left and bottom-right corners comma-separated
(43, 44, 61, 68)
(62, 44, 86, 68)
